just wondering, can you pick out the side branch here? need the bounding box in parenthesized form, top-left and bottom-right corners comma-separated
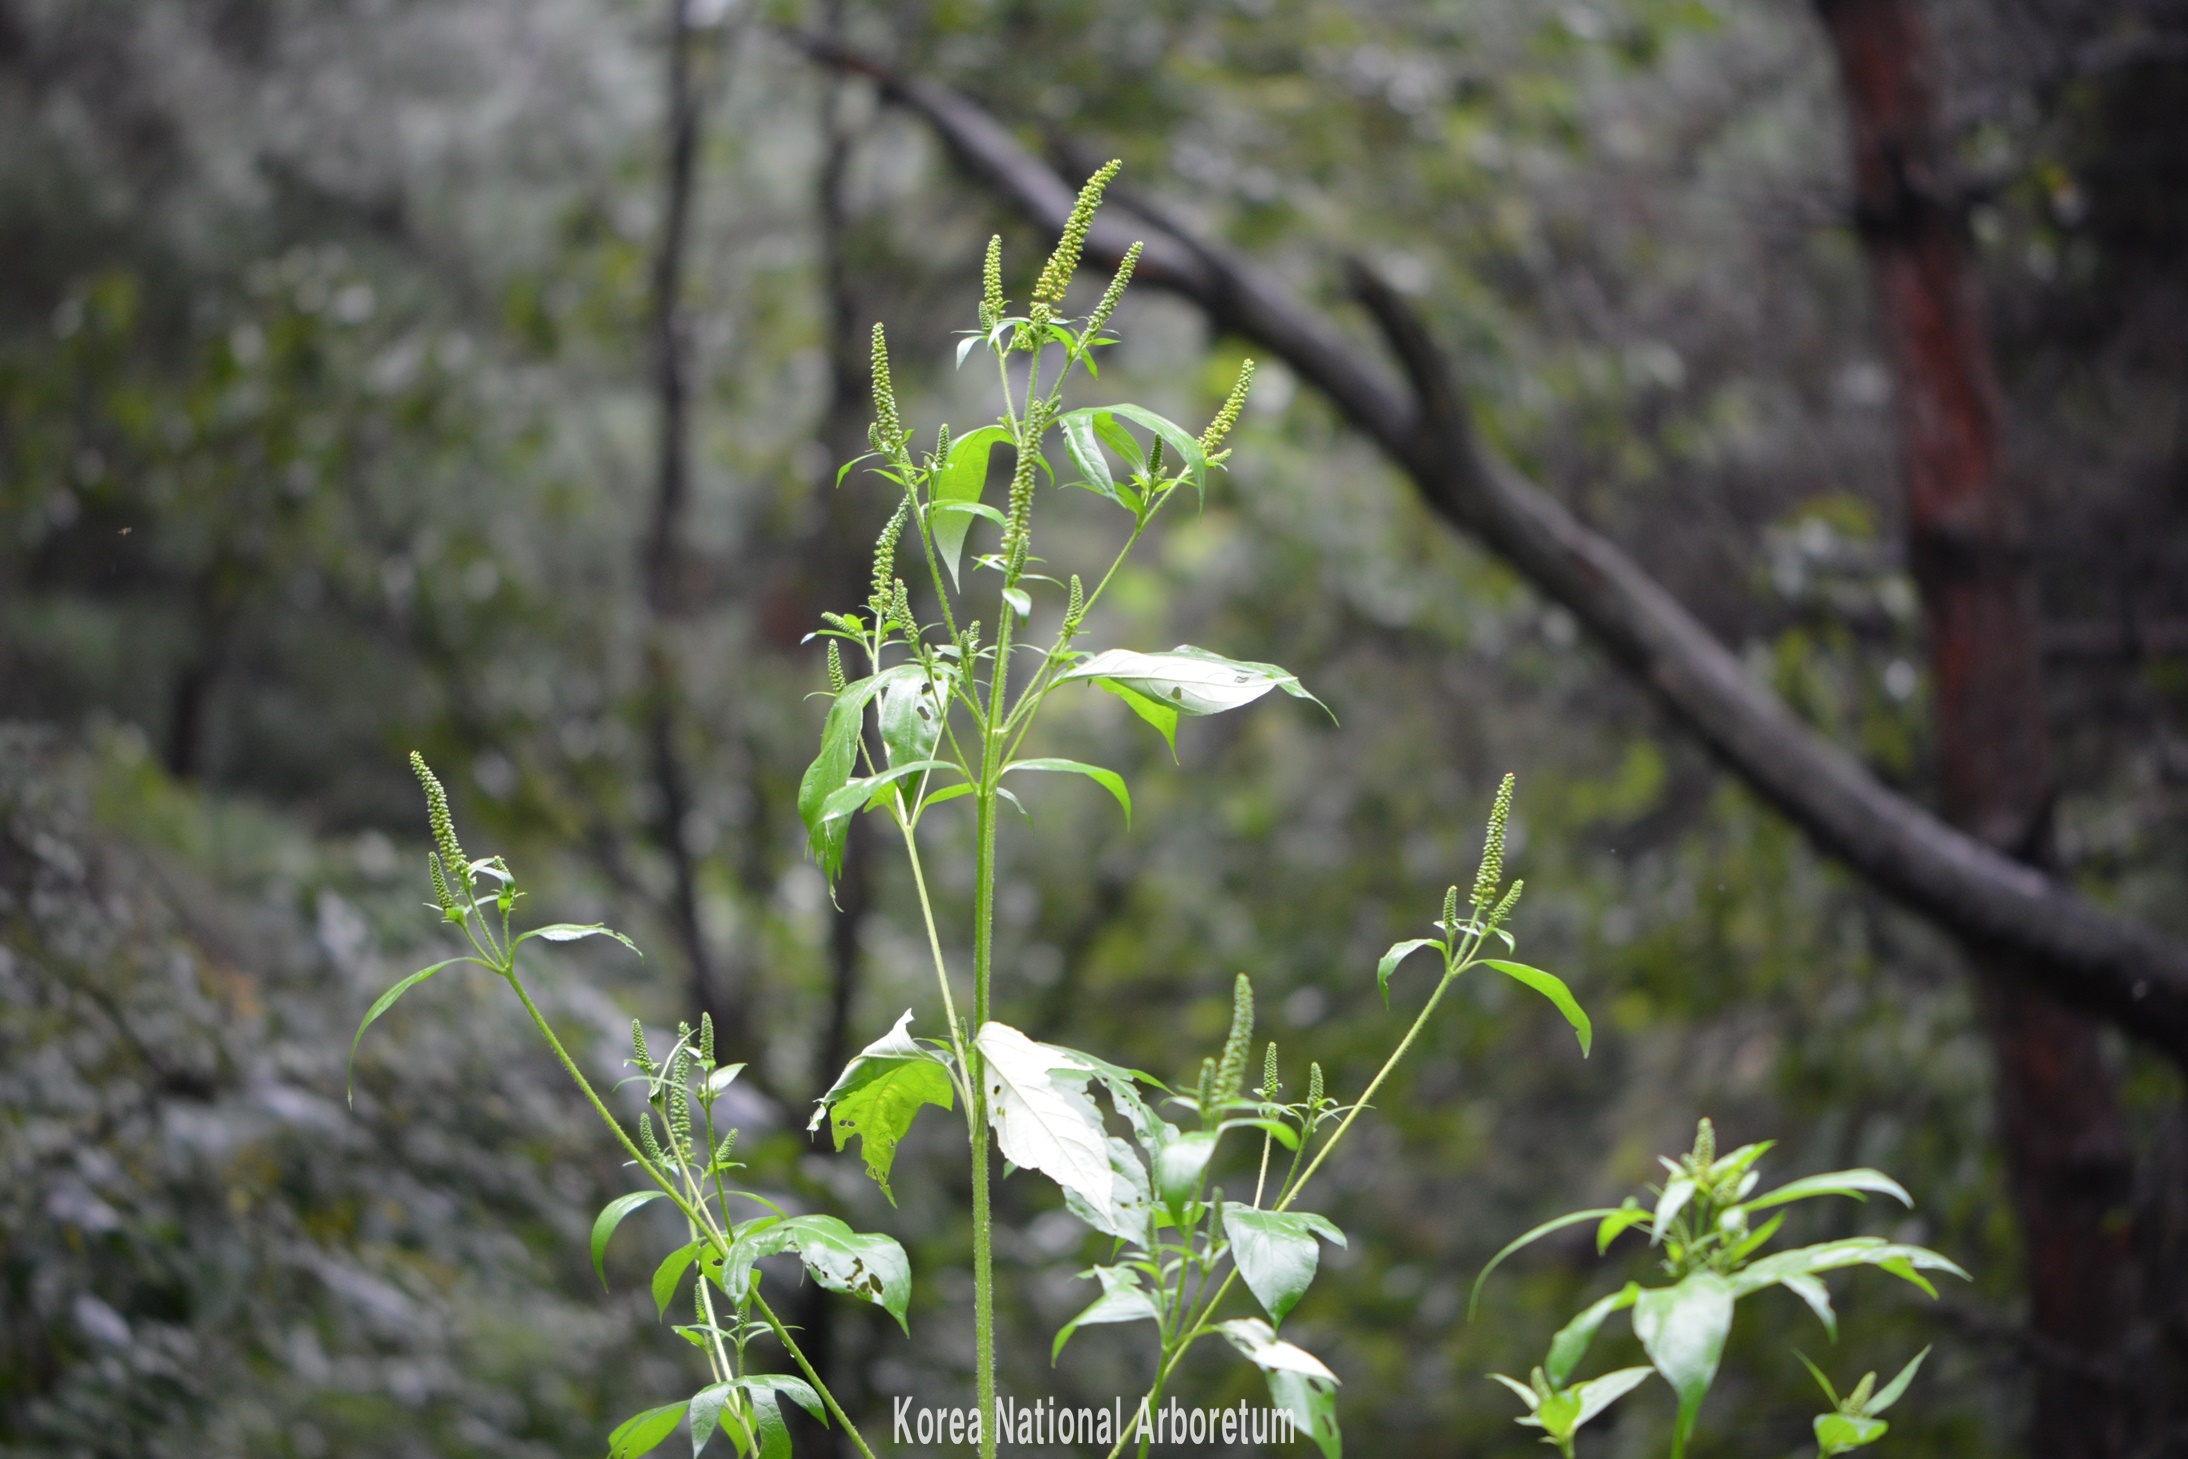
(793, 34, 2188, 1064)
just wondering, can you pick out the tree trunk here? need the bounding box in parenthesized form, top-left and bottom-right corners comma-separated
(1815, 2, 2139, 1451)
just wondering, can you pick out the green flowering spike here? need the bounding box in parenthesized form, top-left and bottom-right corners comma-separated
(1307, 1061, 1324, 1111)
(712, 1129, 738, 1169)
(826, 640, 846, 695)
(1260, 1041, 1281, 1100)
(892, 579, 913, 636)
(1145, 436, 1165, 480)
(638, 1110, 666, 1165)
(1693, 1117, 1716, 1171)
(871, 493, 910, 601)
(1001, 399, 1049, 567)
(1441, 884, 1461, 938)
(1084, 241, 1142, 341)
(428, 853, 460, 922)
(1214, 974, 1255, 1104)
(1485, 878, 1523, 933)
(698, 1012, 714, 1066)
(1199, 359, 1255, 456)
(631, 1019, 656, 1076)
(1033, 159, 1121, 307)
(1471, 772, 1516, 909)
(1063, 574, 1085, 634)
(869, 322, 903, 450)
(933, 422, 952, 467)
(1195, 1057, 1218, 1126)
(410, 752, 470, 889)
(669, 1079, 692, 1153)
(981, 234, 1006, 330)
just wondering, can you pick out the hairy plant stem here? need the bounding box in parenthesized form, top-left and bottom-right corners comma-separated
(500, 969, 876, 1459)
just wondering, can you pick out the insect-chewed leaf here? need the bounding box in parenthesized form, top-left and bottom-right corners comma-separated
(723, 1215, 912, 1333)
(876, 667, 953, 772)
(1060, 645, 1323, 718)
(1221, 1206, 1346, 1325)
(1061, 1135, 1155, 1248)
(808, 1010, 955, 1203)
(606, 1402, 685, 1459)
(591, 1190, 671, 1288)
(1633, 1271, 1735, 1459)
(932, 425, 1012, 585)
(1050, 1265, 1160, 1363)
(972, 1023, 1116, 1221)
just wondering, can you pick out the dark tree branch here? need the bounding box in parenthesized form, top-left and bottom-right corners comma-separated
(793, 32, 2188, 1066)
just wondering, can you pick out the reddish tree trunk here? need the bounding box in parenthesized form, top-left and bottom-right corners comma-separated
(1816, 2, 2137, 1452)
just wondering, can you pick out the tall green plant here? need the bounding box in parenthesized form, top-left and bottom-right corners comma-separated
(796, 167, 1590, 1459)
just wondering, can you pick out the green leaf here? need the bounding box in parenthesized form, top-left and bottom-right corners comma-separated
(1653, 1176, 1697, 1244)
(1004, 757, 1131, 827)
(1216, 1116, 1300, 1150)
(1103, 403, 1210, 500)
(517, 923, 643, 956)
(1480, 959, 1592, 1056)
(875, 667, 952, 774)
(1563, 1368, 1654, 1436)
(1221, 1206, 1347, 1324)
(815, 759, 958, 830)
(1056, 408, 1125, 506)
(1866, 1346, 1930, 1416)
(1739, 1169, 1913, 1214)
(1060, 645, 1322, 718)
(972, 1022, 1117, 1222)
(1633, 1272, 1735, 1459)
(1543, 1282, 1640, 1387)
(1815, 1414, 1890, 1454)
(724, 1215, 912, 1333)
(1376, 939, 1441, 1008)
(1218, 1319, 1341, 1459)
(1001, 586, 1032, 620)
(606, 1402, 684, 1459)
(1779, 1272, 1838, 1338)
(932, 425, 1011, 585)
(653, 1240, 702, 1318)
(1153, 1130, 1217, 1224)
(1731, 1238, 1969, 1300)
(1596, 1200, 1651, 1254)
(808, 1010, 955, 1202)
(1060, 1135, 1155, 1248)
(1051, 1265, 1160, 1362)
(1470, 1209, 1623, 1317)
(1093, 678, 1179, 756)
(592, 1191, 671, 1288)
(348, 957, 483, 1102)
(797, 665, 925, 879)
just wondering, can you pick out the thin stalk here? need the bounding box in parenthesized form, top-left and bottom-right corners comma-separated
(895, 814, 974, 1095)
(503, 972, 873, 1458)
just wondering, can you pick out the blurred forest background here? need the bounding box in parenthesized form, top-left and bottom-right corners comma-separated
(4, 0, 2187, 1456)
